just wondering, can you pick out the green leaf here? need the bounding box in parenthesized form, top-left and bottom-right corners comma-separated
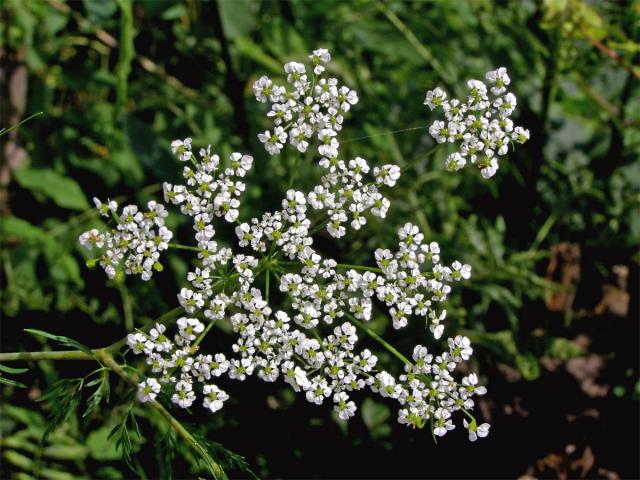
(88, 426, 122, 461)
(545, 337, 585, 361)
(361, 398, 391, 439)
(218, 0, 259, 39)
(108, 406, 142, 470)
(82, 0, 118, 25)
(161, 3, 186, 21)
(83, 370, 110, 418)
(14, 168, 89, 210)
(0, 376, 28, 388)
(0, 364, 29, 374)
(2, 404, 46, 429)
(37, 378, 85, 438)
(43, 444, 89, 461)
(515, 353, 541, 381)
(234, 37, 282, 74)
(24, 329, 93, 357)
(0, 217, 51, 246)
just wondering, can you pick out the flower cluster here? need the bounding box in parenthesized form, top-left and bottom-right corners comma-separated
(425, 67, 530, 179)
(79, 198, 172, 280)
(308, 156, 401, 238)
(164, 143, 253, 226)
(254, 48, 358, 157)
(83, 49, 498, 443)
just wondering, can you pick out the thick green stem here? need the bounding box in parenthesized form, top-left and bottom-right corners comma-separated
(95, 350, 227, 480)
(0, 350, 94, 362)
(0, 307, 184, 362)
(117, 284, 134, 332)
(0, 306, 225, 477)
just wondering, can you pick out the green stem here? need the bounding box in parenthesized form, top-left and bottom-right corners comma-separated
(265, 269, 270, 302)
(168, 243, 203, 253)
(335, 263, 382, 273)
(308, 215, 329, 236)
(95, 350, 227, 480)
(0, 111, 43, 137)
(0, 350, 94, 362)
(115, 0, 134, 118)
(344, 313, 413, 367)
(193, 318, 216, 350)
(288, 155, 302, 189)
(343, 125, 430, 145)
(118, 284, 134, 332)
(0, 307, 185, 362)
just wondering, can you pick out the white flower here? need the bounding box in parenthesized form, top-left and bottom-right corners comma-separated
(373, 164, 401, 187)
(127, 333, 148, 354)
(172, 380, 196, 408)
(177, 317, 205, 342)
(253, 75, 274, 103)
(448, 335, 473, 361)
(258, 128, 287, 155)
(333, 392, 356, 420)
(424, 87, 447, 110)
(284, 61, 307, 87)
(486, 67, 510, 95)
(512, 126, 530, 144)
(305, 378, 331, 405)
(310, 48, 331, 74)
(85, 50, 495, 441)
(171, 138, 193, 162)
(93, 197, 117, 217)
(425, 68, 527, 179)
(451, 261, 472, 280)
(480, 157, 499, 179)
(464, 419, 490, 441)
(461, 373, 487, 396)
(434, 407, 455, 437)
(137, 378, 161, 402)
(226, 152, 253, 177)
(203, 384, 229, 413)
(445, 152, 466, 171)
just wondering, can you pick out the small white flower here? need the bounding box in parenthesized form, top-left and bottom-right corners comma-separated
(171, 138, 193, 162)
(171, 380, 196, 408)
(310, 48, 331, 75)
(424, 87, 447, 110)
(464, 419, 491, 441)
(137, 378, 161, 402)
(177, 317, 205, 342)
(333, 392, 356, 420)
(203, 384, 229, 413)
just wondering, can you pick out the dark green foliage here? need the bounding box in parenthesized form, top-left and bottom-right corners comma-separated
(37, 377, 85, 439)
(107, 404, 142, 473)
(0, 364, 29, 388)
(24, 329, 94, 357)
(1, 0, 638, 477)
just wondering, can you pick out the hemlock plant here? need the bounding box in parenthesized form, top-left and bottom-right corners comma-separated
(3, 49, 530, 473)
(81, 49, 529, 441)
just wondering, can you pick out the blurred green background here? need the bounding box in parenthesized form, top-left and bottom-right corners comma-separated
(1, 0, 638, 478)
